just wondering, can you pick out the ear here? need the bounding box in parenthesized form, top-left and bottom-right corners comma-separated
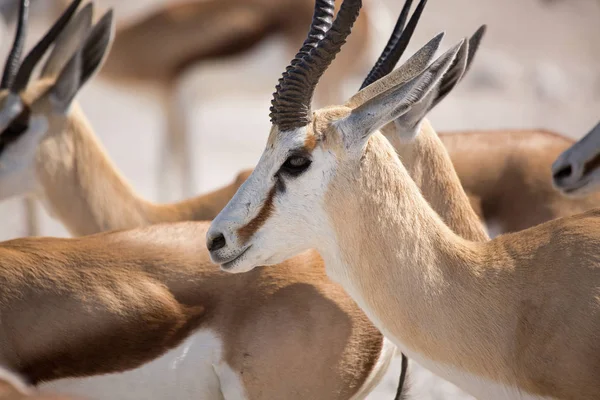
(40, 2, 94, 78)
(342, 39, 467, 144)
(392, 25, 485, 140)
(48, 10, 114, 114)
(346, 32, 445, 109)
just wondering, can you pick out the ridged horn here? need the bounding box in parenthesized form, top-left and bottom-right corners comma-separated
(360, 0, 428, 90)
(0, 0, 29, 89)
(10, 0, 83, 93)
(270, 0, 362, 132)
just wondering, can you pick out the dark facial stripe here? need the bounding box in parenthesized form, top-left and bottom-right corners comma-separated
(583, 152, 600, 177)
(237, 184, 277, 244)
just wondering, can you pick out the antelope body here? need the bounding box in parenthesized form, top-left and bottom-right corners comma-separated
(14, 2, 595, 239)
(0, 3, 396, 399)
(0, 222, 389, 400)
(1, 1, 597, 398)
(207, 0, 600, 398)
(437, 129, 600, 235)
(52, 0, 374, 203)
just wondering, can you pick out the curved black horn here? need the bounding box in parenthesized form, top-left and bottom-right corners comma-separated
(10, 0, 83, 93)
(0, 0, 29, 89)
(289, 0, 335, 69)
(270, 0, 362, 132)
(270, 0, 334, 126)
(360, 0, 428, 90)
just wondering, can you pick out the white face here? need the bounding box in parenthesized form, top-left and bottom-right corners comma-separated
(552, 124, 600, 197)
(207, 125, 339, 273)
(0, 93, 48, 200)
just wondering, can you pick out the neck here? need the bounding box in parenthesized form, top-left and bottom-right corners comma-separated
(386, 119, 488, 242)
(35, 106, 244, 236)
(322, 132, 515, 385)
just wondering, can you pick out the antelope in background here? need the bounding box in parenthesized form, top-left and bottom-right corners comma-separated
(52, 0, 600, 239)
(5, 0, 597, 240)
(45, 0, 382, 205)
(552, 120, 600, 196)
(0, 2, 401, 399)
(207, 0, 600, 398)
(0, 0, 597, 397)
(0, 0, 37, 236)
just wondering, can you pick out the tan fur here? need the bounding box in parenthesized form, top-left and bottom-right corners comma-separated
(381, 122, 600, 235)
(2, 80, 246, 236)
(0, 88, 389, 397)
(19, 78, 600, 396)
(303, 106, 600, 399)
(86, 0, 370, 104)
(0, 222, 383, 399)
(437, 129, 600, 233)
(52, 0, 371, 200)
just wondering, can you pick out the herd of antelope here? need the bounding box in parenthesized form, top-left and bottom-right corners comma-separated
(0, 0, 598, 399)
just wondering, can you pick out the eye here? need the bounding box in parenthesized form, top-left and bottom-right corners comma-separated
(280, 154, 312, 177)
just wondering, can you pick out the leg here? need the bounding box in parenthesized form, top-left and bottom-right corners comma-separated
(22, 196, 39, 237)
(157, 83, 195, 202)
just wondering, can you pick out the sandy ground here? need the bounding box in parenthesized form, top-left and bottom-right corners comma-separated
(0, 0, 599, 398)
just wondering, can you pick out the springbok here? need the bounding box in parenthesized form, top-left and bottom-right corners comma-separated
(0, 0, 38, 237)
(47, 0, 377, 204)
(12, 1, 597, 239)
(0, 2, 399, 399)
(552, 120, 600, 196)
(0, 0, 473, 396)
(1, 0, 590, 395)
(207, 0, 600, 398)
(0, 0, 254, 236)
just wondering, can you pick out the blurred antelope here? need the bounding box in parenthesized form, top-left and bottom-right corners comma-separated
(0, 0, 253, 236)
(78, 0, 600, 236)
(48, 0, 376, 203)
(6, 0, 596, 240)
(207, 0, 600, 399)
(0, 2, 398, 399)
(0, 369, 82, 400)
(552, 120, 600, 196)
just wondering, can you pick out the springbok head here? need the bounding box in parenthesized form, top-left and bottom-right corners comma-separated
(0, 0, 114, 200)
(552, 121, 600, 196)
(207, 0, 481, 273)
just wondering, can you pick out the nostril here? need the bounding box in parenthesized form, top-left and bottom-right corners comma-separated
(553, 165, 572, 182)
(208, 233, 226, 252)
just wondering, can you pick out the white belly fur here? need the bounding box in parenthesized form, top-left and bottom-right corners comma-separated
(351, 337, 396, 400)
(39, 329, 248, 400)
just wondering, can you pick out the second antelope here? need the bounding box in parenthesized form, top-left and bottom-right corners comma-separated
(49, 0, 376, 202)
(208, 0, 600, 399)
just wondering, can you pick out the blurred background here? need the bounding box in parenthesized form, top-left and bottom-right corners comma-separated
(0, 0, 598, 398)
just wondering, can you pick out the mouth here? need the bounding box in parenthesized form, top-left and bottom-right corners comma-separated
(220, 245, 252, 270)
